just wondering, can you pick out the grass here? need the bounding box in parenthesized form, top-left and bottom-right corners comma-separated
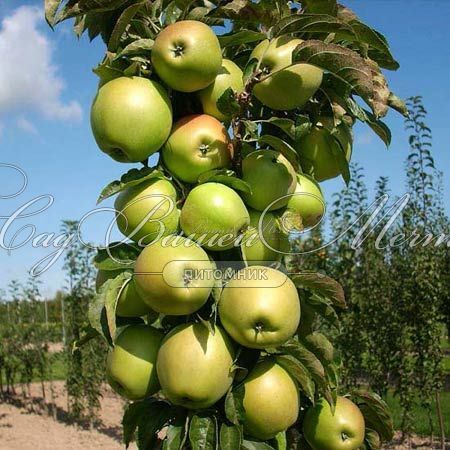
(386, 390, 450, 437)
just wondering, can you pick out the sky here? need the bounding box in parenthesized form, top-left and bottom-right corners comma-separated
(0, 0, 449, 298)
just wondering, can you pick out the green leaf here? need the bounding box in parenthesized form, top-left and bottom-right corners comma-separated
(306, 294, 340, 331)
(256, 118, 296, 140)
(164, 2, 183, 25)
(243, 57, 259, 85)
(258, 135, 300, 171)
(273, 432, 287, 450)
(218, 30, 266, 48)
(217, 87, 241, 118)
(108, 2, 145, 52)
(114, 38, 154, 60)
(219, 423, 242, 449)
(292, 40, 379, 116)
(45, 0, 63, 28)
(364, 429, 381, 450)
(242, 441, 275, 450)
(279, 340, 327, 386)
(97, 167, 165, 204)
(88, 272, 132, 344)
(350, 391, 395, 442)
(94, 242, 140, 271)
(345, 98, 391, 146)
(197, 169, 252, 194)
(388, 93, 408, 117)
(300, 332, 335, 366)
(79, 0, 130, 13)
(276, 355, 315, 401)
(163, 416, 188, 450)
(301, 0, 338, 15)
(271, 14, 354, 38)
(291, 272, 346, 309)
(225, 386, 245, 425)
(188, 414, 217, 450)
(136, 400, 174, 449)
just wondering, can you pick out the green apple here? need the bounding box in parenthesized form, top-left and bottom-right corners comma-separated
(180, 182, 250, 251)
(218, 266, 300, 349)
(90, 77, 172, 163)
(162, 114, 232, 183)
(242, 358, 299, 440)
(242, 149, 297, 211)
(282, 173, 325, 231)
(297, 117, 353, 182)
(134, 235, 214, 315)
(198, 59, 244, 121)
(250, 37, 323, 110)
(96, 270, 152, 317)
(151, 20, 222, 92)
(106, 324, 163, 401)
(241, 209, 282, 265)
(156, 323, 235, 409)
(303, 397, 365, 450)
(115, 178, 179, 245)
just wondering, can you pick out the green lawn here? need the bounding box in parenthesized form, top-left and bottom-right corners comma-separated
(386, 390, 450, 436)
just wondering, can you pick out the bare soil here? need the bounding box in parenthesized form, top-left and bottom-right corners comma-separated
(0, 382, 446, 449)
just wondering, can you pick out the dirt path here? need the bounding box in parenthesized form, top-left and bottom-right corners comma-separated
(0, 381, 135, 450)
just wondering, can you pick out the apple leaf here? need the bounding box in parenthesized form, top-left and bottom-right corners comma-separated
(94, 242, 140, 271)
(271, 14, 354, 38)
(301, 0, 338, 16)
(134, 400, 174, 450)
(242, 440, 276, 450)
(45, 0, 63, 28)
(88, 271, 131, 345)
(163, 415, 189, 450)
(258, 135, 300, 171)
(218, 30, 267, 48)
(113, 38, 154, 60)
(276, 355, 315, 402)
(306, 294, 340, 331)
(291, 272, 346, 309)
(72, 326, 99, 352)
(197, 169, 252, 194)
(219, 423, 242, 449)
(344, 98, 392, 146)
(79, 0, 130, 13)
(164, 2, 183, 25)
(350, 391, 395, 442)
(107, 2, 145, 51)
(256, 118, 296, 140)
(97, 167, 166, 204)
(217, 87, 241, 118)
(364, 429, 381, 450)
(292, 40, 380, 115)
(189, 414, 217, 450)
(224, 386, 245, 425)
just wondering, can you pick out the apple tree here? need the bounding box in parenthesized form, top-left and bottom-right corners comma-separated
(46, 1, 406, 448)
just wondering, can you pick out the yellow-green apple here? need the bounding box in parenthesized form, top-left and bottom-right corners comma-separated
(303, 397, 365, 450)
(282, 173, 325, 231)
(106, 324, 163, 400)
(242, 358, 299, 440)
(115, 178, 179, 245)
(90, 77, 172, 162)
(96, 270, 152, 317)
(134, 235, 214, 315)
(297, 117, 353, 182)
(242, 149, 297, 211)
(250, 37, 323, 110)
(162, 114, 232, 183)
(180, 182, 250, 251)
(218, 266, 300, 348)
(198, 59, 244, 121)
(241, 209, 282, 265)
(151, 20, 222, 92)
(156, 323, 235, 409)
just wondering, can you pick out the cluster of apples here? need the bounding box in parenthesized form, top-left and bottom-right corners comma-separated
(92, 20, 364, 449)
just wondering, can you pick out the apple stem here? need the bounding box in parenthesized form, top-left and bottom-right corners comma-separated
(231, 69, 262, 176)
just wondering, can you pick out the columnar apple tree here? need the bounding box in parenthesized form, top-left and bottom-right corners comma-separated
(46, 1, 406, 448)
